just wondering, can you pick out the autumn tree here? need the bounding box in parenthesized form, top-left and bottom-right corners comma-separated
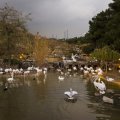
(33, 32, 49, 66)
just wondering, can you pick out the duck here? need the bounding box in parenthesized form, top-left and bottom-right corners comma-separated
(64, 88, 78, 99)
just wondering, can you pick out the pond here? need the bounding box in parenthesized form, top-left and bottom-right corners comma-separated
(0, 72, 120, 120)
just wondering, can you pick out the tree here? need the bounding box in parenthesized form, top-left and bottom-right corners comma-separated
(90, 46, 120, 72)
(0, 3, 31, 60)
(85, 0, 120, 52)
(88, 9, 112, 48)
(33, 32, 49, 66)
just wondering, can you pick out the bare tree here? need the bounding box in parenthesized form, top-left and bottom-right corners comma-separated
(0, 3, 31, 60)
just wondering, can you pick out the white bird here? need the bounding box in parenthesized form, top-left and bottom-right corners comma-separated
(64, 88, 78, 99)
(0, 71, 4, 75)
(67, 68, 72, 72)
(35, 67, 42, 73)
(23, 70, 30, 80)
(24, 70, 30, 75)
(106, 76, 114, 82)
(83, 70, 89, 75)
(7, 71, 14, 83)
(34, 67, 42, 79)
(93, 78, 106, 94)
(43, 67, 47, 71)
(5, 68, 12, 73)
(80, 67, 84, 71)
(103, 93, 120, 105)
(43, 69, 47, 75)
(60, 71, 64, 75)
(73, 66, 77, 71)
(58, 76, 64, 82)
(57, 68, 61, 72)
(0, 67, 3, 71)
(97, 68, 103, 76)
(102, 96, 113, 104)
(27, 66, 33, 71)
(71, 53, 77, 62)
(43, 69, 47, 84)
(108, 68, 112, 71)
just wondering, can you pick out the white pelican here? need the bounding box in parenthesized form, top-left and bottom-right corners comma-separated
(64, 88, 78, 99)
(93, 78, 106, 94)
(103, 93, 120, 105)
(102, 96, 113, 104)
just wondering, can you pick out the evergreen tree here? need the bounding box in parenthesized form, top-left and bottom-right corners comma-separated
(85, 0, 120, 52)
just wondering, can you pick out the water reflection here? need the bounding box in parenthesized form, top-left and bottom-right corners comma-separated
(64, 98, 77, 103)
(0, 72, 120, 120)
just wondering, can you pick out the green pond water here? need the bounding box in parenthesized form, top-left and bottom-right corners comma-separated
(0, 72, 120, 120)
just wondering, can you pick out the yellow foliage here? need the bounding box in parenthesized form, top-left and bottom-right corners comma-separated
(33, 33, 49, 65)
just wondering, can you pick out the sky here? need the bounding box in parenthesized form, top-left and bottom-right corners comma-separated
(0, 0, 112, 38)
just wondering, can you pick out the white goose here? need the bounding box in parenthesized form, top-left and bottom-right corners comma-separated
(64, 88, 78, 99)
(93, 77, 106, 94)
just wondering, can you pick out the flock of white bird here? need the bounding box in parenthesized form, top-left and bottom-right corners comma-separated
(0, 54, 119, 103)
(56, 61, 118, 101)
(0, 66, 48, 89)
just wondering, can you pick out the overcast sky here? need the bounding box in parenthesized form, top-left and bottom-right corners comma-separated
(0, 0, 112, 38)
